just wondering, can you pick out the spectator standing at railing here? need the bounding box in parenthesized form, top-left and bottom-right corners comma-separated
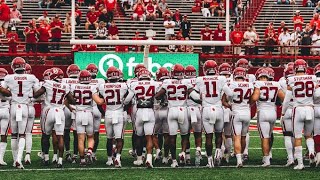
(299, 23, 315, 56)
(64, 13, 71, 33)
(243, 25, 258, 55)
(86, 35, 97, 51)
(277, 21, 286, 36)
(180, 15, 191, 39)
(293, 10, 304, 31)
(264, 22, 275, 38)
(162, 6, 173, 20)
(158, 0, 168, 18)
(7, 26, 18, 53)
(74, 4, 82, 26)
(72, 35, 86, 52)
(10, 4, 22, 26)
(85, 6, 99, 30)
(132, 0, 146, 21)
(314, 2, 320, 14)
(213, 23, 226, 54)
(37, 19, 51, 53)
(131, 31, 142, 52)
(24, 21, 38, 53)
(0, 0, 10, 37)
(200, 24, 212, 53)
(95, 21, 108, 39)
(310, 13, 320, 30)
(311, 28, 320, 55)
(105, 0, 117, 22)
(290, 27, 301, 55)
(163, 16, 175, 40)
(278, 27, 291, 54)
(50, 15, 64, 50)
(146, 1, 156, 21)
(172, 9, 182, 27)
(264, 28, 277, 66)
(108, 20, 119, 40)
(230, 24, 243, 55)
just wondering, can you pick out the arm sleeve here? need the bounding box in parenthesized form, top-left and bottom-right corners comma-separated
(281, 90, 293, 115)
(123, 89, 134, 105)
(222, 84, 233, 97)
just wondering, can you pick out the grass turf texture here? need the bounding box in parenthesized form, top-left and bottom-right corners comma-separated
(0, 123, 319, 180)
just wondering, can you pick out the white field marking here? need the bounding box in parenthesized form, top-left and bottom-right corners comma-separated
(0, 165, 312, 172)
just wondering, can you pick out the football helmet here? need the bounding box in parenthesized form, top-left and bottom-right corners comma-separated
(203, 60, 218, 75)
(25, 63, 32, 74)
(86, 63, 98, 76)
(255, 67, 269, 79)
(171, 64, 185, 79)
(233, 67, 247, 79)
(78, 70, 92, 84)
(0, 68, 8, 80)
(235, 58, 249, 69)
(218, 63, 232, 75)
(314, 63, 320, 75)
(138, 69, 151, 80)
(43, 68, 53, 81)
(11, 57, 26, 72)
(284, 65, 294, 78)
(156, 67, 170, 81)
(106, 66, 120, 80)
(265, 67, 275, 80)
(50, 67, 64, 82)
(294, 59, 307, 73)
(66, 64, 80, 78)
(185, 65, 197, 78)
(134, 64, 146, 77)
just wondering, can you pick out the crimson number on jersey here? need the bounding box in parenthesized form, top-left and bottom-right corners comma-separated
(204, 81, 218, 97)
(135, 85, 155, 100)
(105, 89, 121, 105)
(294, 81, 314, 98)
(233, 88, 252, 103)
(50, 88, 66, 104)
(259, 86, 278, 102)
(74, 90, 92, 105)
(167, 85, 187, 101)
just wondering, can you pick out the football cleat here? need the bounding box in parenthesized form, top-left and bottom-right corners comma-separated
(133, 159, 143, 166)
(309, 153, 316, 168)
(261, 161, 270, 167)
(79, 161, 87, 167)
(195, 150, 201, 167)
(171, 160, 179, 168)
(65, 153, 72, 163)
(206, 157, 214, 168)
(186, 159, 191, 166)
(243, 154, 249, 162)
(106, 159, 114, 166)
(15, 161, 24, 169)
(222, 153, 230, 164)
(56, 163, 63, 168)
(128, 149, 137, 158)
(43, 160, 50, 166)
(24, 154, 31, 165)
(285, 159, 295, 167)
(72, 155, 78, 164)
(293, 164, 305, 170)
(92, 153, 97, 162)
(236, 162, 243, 168)
(162, 157, 169, 165)
(114, 158, 121, 168)
(146, 160, 153, 168)
(316, 153, 320, 167)
(214, 149, 222, 166)
(179, 152, 186, 165)
(87, 153, 93, 165)
(52, 155, 58, 164)
(0, 159, 7, 166)
(154, 149, 162, 161)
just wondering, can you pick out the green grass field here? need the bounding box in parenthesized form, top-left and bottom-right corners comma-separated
(0, 123, 319, 180)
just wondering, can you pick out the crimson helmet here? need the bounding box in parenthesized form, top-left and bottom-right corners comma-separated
(233, 67, 247, 79)
(294, 59, 307, 73)
(86, 63, 98, 76)
(314, 63, 320, 75)
(67, 64, 80, 78)
(138, 69, 151, 80)
(255, 67, 269, 79)
(106, 66, 120, 80)
(43, 68, 53, 81)
(185, 65, 197, 78)
(235, 58, 249, 69)
(265, 67, 275, 80)
(25, 63, 32, 74)
(203, 60, 218, 75)
(284, 65, 294, 78)
(0, 68, 8, 80)
(11, 57, 26, 72)
(50, 67, 64, 82)
(156, 67, 170, 81)
(218, 63, 232, 75)
(171, 64, 185, 79)
(134, 64, 146, 77)
(78, 70, 92, 84)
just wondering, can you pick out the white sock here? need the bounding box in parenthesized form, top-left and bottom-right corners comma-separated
(0, 142, 7, 161)
(137, 156, 142, 161)
(306, 138, 315, 155)
(58, 157, 63, 164)
(214, 148, 221, 159)
(225, 138, 232, 153)
(52, 154, 58, 160)
(156, 149, 161, 155)
(116, 153, 121, 160)
(284, 136, 294, 161)
(107, 156, 112, 161)
(196, 147, 201, 152)
(264, 155, 270, 164)
(44, 154, 49, 161)
(294, 146, 303, 165)
(11, 139, 18, 162)
(236, 154, 242, 164)
(147, 154, 152, 163)
(244, 133, 250, 155)
(17, 138, 26, 163)
(25, 133, 32, 154)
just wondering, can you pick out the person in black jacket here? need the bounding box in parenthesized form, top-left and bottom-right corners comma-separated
(299, 23, 316, 56)
(180, 15, 192, 39)
(99, 9, 110, 28)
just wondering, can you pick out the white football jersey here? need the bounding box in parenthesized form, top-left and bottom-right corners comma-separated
(70, 83, 97, 111)
(128, 80, 160, 105)
(185, 78, 199, 107)
(3, 74, 39, 104)
(314, 77, 320, 105)
(62, 78, 79, 85)
(228, 81, 254, 111)
(194, 75, 227, 107)
(279, 77, 287, 91)
(98, 82, 128, 111)
(43, 80, 70, 108)
(246, 74, 256, 83)
(160, 79, 193, 108)
(287, 75, 317, 107)
(254, 81, 281, 109)
(0, 81, 9, 108)
(90, 78, 105, 106)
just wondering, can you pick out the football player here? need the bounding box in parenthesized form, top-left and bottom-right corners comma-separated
(69, 70, 97, 166)
(33, 68, 75, 168)
(191, 60, 232, 168)
(155, 64, 195, 168)
(86, 63, 105, 161)
(2, 57, 39, 169)
(93, 67, 128, 168)
(124, 69, 159, 168)
(62, 64, 80, 163)
(222, 67, 253, 168)
(313, 64, 320, 166)
(251, 67, 285, 167)
(0, 68, 10, 166)
(282, 59, 320, 170)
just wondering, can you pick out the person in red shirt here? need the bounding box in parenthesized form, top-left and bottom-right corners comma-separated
(200, 24, 212, 53)
(72, 35, 86, 52)
(85, 7, 99, 30)
(37, 20, 51, 54)
(230, 24, 244, 54)
(310, 13, 320, 30)
(86, 35, 97, 51)
(0, 0, 11, 36)
(23, 21, 38, 53)
(108, 20, 119, 40)
(293, 10, 304, 31)
(131, 31, 142, 51)
(105, 0, 117, 21)
(133, 1, 146, 21)
(75, 4, 82, 26)
(277, 21, 286, 36)
(146, 1, 156, 21)
(7, 26, 19, 53)
(162, 6, 172, 21)
(264, 22, 275, 38)
(50, 15, 64, 50)
(213, 23, 226, 54)
(172, 9, 182, 27)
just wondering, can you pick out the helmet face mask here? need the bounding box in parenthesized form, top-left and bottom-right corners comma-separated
(203, 60, 218, 76)
(185, 65, 197, 79)
(78, 70, 92, 84)
(138, 69, 151, 80)
(171, 64, 185, 79)
(294, 59, 308, 74)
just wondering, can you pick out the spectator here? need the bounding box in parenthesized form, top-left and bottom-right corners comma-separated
(264, 22, 275, 38)
(37, 11, 50, 24)
(215, 2, 225, 17)
(277, 0, 289, 4)
(64, 13, 71, 33)
(163, 16, 175, 40)
(172, 9, 182, 27)
(300, 23, 316, 56)
(230, 24, 243, 55)
(184, 37, 193, 52)
(243, 25, 258, 55)
(293, 10, 304, 31)
(277, 21, 286, 35)
(314, 2, 320, 14)
(7, 26, 19, 53)
(74, 4, 82, 26)
(200, 24, 212, 53)
(24, 21, 38, 53)
(105, 0, 117, 22)
(85, 6, 99, 30)
(209, 0, 219, 17)
(235, 0, 242, 17)
(213, 23, 226, 54)
(158, 0, 168, 18)
(132, 0, 146, 21)
(72, 35, 86, 52)
(95, 4, 104, 17)
(87, 35, 97, 51)
(180, 15, 191, 39)
(176, 31, 185, 40)
(146, 1, 156, 20)
(202, 0, 211, 17)
(264, 29, 277, 66)
(131, 31, 142, 51)
(310, 13, 320, 30)
(99, 9, 109, 26)
(290, 27, 301, 55)
(253, 27, 260, 55)
(50, 15, 64, 50)
(53, 0, 65, 8)
(278, 27, 291, 54)
(0, 0, 10, 37)
(166, 35, 178, 52)
(96, 21, 108, 39)
(38, 0, 50, 9)
(192, 0, 202, 12)
(108, 20, 119, 40)
(13, 0, 23, 11)
(37, 19, 51, 60)
(162, 6, 173, 20)
(10, 4, 22, 26)
(121, 0, 133, 10)
(311, 28, 320, 55)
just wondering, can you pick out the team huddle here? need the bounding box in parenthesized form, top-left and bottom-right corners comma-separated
(0, 57, 320, 170)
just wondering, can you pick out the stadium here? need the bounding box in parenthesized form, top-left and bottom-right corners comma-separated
(0, 0, 320, 179)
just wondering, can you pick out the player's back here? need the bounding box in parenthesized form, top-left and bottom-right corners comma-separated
(43, 80, 69, 108)
(279, 77, 287, 91)
(288, 75, 317, 106)
(130, 80, 159, 102)
(99, 82, 128, 111)
(162, 79, 191, 108)
(195, 75, 227, 107)
(229, 81, 253, 111)
(255, 81, 281, 109)
(186, 78, 199, 107)
(4, 73, 39, 104)
(70, 83, 96, 111)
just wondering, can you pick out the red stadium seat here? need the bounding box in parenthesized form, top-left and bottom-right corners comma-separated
(115, 45, 129, 52)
